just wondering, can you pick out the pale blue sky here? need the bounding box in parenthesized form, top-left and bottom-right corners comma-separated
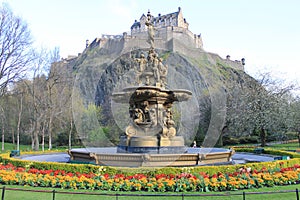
(3, 0, 300, 83)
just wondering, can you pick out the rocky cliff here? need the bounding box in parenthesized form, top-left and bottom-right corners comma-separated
(59, 35, 256, 148)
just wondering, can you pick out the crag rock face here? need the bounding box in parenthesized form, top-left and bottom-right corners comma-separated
(70, 9, 252, 148)
(72, 44, 253, 148)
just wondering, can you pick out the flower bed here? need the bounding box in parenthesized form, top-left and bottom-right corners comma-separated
(0, 148, 299, 192)
(0, 162, 299, 192)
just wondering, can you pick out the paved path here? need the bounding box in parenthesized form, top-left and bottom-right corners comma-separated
(232, 152, 275, 164)
(20, 152, 70, 163)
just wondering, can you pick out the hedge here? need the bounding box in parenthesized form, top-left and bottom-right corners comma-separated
(0, 148, 299, 176)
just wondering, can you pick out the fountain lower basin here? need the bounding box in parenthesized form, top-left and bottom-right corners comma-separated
(68, 147, 234, 167)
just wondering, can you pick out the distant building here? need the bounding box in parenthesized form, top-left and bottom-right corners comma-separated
(130, 7, 203, 49)
(131, 7, 189, 33)
(73, 7, 244, 71)
(87, 7, 203, 51)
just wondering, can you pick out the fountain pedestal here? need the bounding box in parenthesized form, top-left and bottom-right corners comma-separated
(111, 12, 193, 155)
(117, 135, 186, 154)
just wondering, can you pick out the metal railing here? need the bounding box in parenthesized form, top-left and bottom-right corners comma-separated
(0, 186, 299, 200)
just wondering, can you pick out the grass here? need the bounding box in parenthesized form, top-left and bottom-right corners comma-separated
(0, 184, 299, 200)
(268, 142, 300, 150)
(0, 142, 84, 153)
(226, 141, 300, 151)
(0, 143, 32, 153)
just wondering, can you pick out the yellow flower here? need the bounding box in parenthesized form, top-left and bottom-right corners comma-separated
(147, 183, 153, 187)
(167, 180, 175, 186)
(220, 181, 227, 187)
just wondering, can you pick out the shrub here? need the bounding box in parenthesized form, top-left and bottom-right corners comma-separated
(1, 148, 300, 177)
(223, 137, 239, 145)
(239, 136, 258, 144)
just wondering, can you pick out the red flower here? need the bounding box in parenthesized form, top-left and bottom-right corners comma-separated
(211, 174, 218, 178)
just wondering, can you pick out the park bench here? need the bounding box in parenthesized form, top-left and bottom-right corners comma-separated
(254, 148, 264, 154)
(9, 150, 20, 157)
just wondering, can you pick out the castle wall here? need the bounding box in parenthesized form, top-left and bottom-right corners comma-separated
(131, 26, 203, 50)
(82, 31, 243, 72)
(224, 59, 244, 71)
(82, 8, 243, 72)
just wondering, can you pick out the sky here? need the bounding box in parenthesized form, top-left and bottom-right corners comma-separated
(3, 0, 300, 85)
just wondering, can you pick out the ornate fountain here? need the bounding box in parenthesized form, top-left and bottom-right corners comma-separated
(68, 11, 234, 167)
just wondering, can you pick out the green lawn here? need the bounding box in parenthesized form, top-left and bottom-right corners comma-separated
(0, 143, 32, 153)
(268, 142, 300, 150)
(226, 141, 300, 151)
(1, 184, 299, 200)
(0, 142, 84, 153)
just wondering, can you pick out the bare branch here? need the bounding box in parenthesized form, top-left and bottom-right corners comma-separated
(0, 4, 33, 95)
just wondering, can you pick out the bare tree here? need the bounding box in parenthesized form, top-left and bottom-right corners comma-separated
(25, 47, 62, 151)
(45, 47, 61, 150)
(225, 72, 296, 146)
(0, 4, 33, 95)
(288, 96, 300, 146)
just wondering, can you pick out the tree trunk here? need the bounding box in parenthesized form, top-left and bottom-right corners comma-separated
(260, 127, 267, 147)
(48, 115, 52, 150)
(12, 128, 15, 145)
(29, 120, 34, 150)
(33, 121, 39, 151)
(68, 119, 73, 150)
(41, 123, 45, 152)
(17, 96, 23, 151)
(17, 130, 19, 151)
(34, 130, 39, 151)
(31, 133, 34, 150)
(298, 131, 300, 148)
(1, 119, 4, 151)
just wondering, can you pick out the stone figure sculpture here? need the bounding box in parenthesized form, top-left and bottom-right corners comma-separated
(134, 53, 147, 84)
(133, 48, 169, 87)
(145, 11, 155, 49)
(162, 109, 176, 137)
(152, 53, 160, 83)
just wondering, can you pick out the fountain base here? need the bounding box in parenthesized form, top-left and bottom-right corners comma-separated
(117, 135, 185, 153)
(68, 147, 235, 167)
